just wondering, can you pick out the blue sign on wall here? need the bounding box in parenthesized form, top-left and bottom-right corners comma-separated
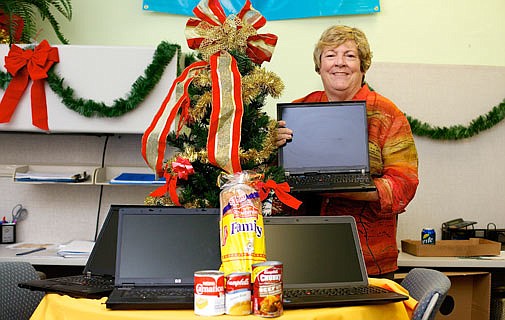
(142, 0, 380, 20)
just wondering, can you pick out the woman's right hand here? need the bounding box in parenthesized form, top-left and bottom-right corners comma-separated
(276, 120, 293, 147)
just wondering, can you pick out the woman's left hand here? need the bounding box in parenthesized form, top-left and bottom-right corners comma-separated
(276, 120, 293, 147)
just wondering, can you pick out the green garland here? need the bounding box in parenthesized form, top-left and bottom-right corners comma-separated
(407, 98, 505, 140)
(0, 41, 504, 139)
(0, 41, 181, 117)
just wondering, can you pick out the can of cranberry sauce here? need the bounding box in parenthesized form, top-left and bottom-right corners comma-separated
(252, 261, 283, 318)
(225, 272, 251, 315)
(194, 270, 225, 316)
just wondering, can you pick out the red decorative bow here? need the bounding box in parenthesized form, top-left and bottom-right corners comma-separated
(0, 40, 59, 130)
(172, 156, 195, 180)
(149, 157, 195, 206)
(185, 0, 278, 65)
(257, 180, 302, 210)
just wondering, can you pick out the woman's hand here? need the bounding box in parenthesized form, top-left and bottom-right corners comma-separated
(276, 120, 293, 147)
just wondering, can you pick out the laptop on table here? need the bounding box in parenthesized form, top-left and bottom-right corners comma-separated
(105, 206, 221, 310)
(18, 204, 123, 298)
(277, 101, 376, 193)
(263, 215, 408, 308)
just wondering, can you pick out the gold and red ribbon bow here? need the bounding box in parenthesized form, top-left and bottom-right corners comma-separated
(0, 40, 59, 130)
(257, 180, 302, 210)
(150, 157, 195, 206)
(142, 0, 278, 181)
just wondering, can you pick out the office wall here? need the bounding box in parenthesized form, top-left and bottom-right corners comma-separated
(1, 0, 504, 243)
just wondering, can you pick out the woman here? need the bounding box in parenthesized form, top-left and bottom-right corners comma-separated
(277, 25, 419, 278)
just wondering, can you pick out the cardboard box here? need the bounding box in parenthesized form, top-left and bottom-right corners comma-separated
(436, 271, 491, 320)
(395, 271, 491, 320)
(401, 238, 501, 257)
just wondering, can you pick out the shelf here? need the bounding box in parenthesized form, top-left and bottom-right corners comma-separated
(13, 165, 96, 185)
(94, 166, 164, 186)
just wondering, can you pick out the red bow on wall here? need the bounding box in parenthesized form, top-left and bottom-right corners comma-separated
(0, 40, 59, 130)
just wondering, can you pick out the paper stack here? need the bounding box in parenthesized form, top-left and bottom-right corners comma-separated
(57, 240, 95, 258)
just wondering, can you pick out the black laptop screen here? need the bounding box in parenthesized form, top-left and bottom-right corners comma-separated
(115, 208, 221, 285)
(264, 217, 366, 288)
(278, 101, 369, 174)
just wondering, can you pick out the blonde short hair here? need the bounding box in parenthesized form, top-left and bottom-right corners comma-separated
(313, 25, 372, 74)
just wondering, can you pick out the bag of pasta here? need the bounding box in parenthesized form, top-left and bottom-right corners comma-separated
(219, 171, 266, 275)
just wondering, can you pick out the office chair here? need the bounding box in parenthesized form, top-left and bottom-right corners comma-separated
(401, 268, 451, 320)
(0, 261, 45, 320)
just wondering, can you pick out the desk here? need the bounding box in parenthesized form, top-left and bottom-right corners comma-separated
(397, 251, 505, 269)
(0, 244, 86, 278)
(30, 279, 416, 320)
(0, 244, 87, 266)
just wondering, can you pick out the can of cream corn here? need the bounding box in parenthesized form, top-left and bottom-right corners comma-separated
(225, 272, 251, 315)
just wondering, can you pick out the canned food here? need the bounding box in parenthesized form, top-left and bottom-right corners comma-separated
(194, 270, 225, 316)
(225, 272, 251, 315)
(421, 228, 436, 245)
(252, 261, 283, 318)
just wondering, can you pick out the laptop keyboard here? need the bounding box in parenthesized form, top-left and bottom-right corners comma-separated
(288, 173, 371, 186)
(121, 287, 194, 299)
(53, 275, 114, 289)
(284, 285, 390, 299)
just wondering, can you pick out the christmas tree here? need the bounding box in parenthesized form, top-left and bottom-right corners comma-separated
(142, 0, 293, 209)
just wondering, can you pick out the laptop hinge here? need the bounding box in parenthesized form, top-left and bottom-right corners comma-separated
(119, 283, 135, 289)
(85, 271, 92, 278)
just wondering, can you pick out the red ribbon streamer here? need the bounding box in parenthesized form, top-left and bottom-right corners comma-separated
(150, 172, 181, 206)
(141, 60, 207, 177)
(0, 40, 59, 130)
(257, 180, 302, 210)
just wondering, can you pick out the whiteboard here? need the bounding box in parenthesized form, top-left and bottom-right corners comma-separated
(0, 44, 177, 134)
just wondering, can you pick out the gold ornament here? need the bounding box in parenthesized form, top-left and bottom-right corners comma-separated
(144, 195, 176, 206)
(0, 29, 10, 44)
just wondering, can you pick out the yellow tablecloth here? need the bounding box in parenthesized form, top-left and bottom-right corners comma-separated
(30, 278, 417, 320)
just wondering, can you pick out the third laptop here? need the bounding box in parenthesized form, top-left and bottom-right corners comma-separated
(263, 215, 408, 308)
(277, 101, 376, 193)
(105, 206, 221, 310)
(17, 204, 124, 298)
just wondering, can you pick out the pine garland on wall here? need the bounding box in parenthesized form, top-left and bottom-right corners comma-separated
(0, 40, 504, 140)
(0, 41, 180, 117)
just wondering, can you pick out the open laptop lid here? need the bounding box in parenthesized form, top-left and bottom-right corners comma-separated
(83, 204, 121, 277)
(114, 207, 221, 287)
(277, 101, 370, 175)
(263, 215, 368, 289)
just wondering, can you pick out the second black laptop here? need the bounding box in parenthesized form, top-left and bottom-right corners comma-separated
(263, 215, 408, 308)
(105, 206, 221, 310)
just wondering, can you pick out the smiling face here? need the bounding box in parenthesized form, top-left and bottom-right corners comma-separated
(319, 40, 364, 101)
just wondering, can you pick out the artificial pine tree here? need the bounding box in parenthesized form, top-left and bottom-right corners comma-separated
(142, 0, 291, 210)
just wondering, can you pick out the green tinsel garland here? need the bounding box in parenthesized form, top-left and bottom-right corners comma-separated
(0, 41, 504, 139)
(0, 41, 181, 117)
(407, 98, 505, 140)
